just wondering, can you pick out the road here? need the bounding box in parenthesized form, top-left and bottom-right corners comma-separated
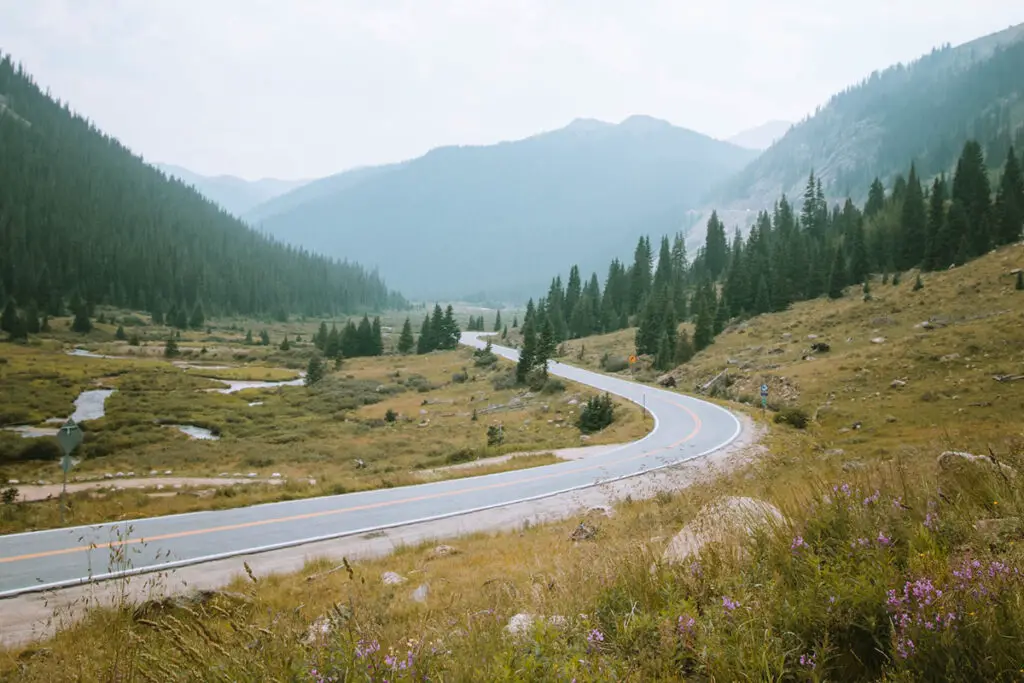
(0, 333, 742, 598)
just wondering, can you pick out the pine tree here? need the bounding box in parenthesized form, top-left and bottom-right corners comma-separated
(164, 337, 179, 357)
(952, 140, 992, 258)
(356, 315, 374, 355)
(692, 286, 715, 352)
(913, 274, 924, 291)
(493, 310, 502, 332)
(71, 302, 93, 333)
(1, 300, 23, 339)
(512, 315, 518, 329)
(1016, 271, 1024, 290)
(516, 319, 537, 383)
(260, 329, 270, 346)
(245, 329, 253, 344)
(315, 321, 329, 350)
(827, 244, 847, 299)
(151, 300, 165, 325)
(674, 329, 694, 364)
(397, 317, 415, 354)
(305, 354, 326, 386)
(501, 325, 508, 339)
(654, 330, 674, 371)
(753, 274, 771, 314)
(629, 236, 653, 314)
(994, 145, 1024, 246)
(634, 289, 663, 357)
(899, 163, 927, 269)
(115, 324, 126, 340)
(371, 316, 383, 355)
(536, 315, 555, 376)
(24, 302, 40, 334)
(923, 176, 949, 271)
(892, 271, 901, 286)
(948, 201, 971, 266)
(189, 302, 205, 329)
(441, 305, 460, 349)
(279, 335, 291, 351)
(865, 178, 885, 218)
(862, 280, 872, 302)
(713, 295, 729, 335)
(416, 315, 432, 354)
(704, 212, 729, 280)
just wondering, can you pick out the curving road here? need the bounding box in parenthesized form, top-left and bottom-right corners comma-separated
(0, 333, 742, 598)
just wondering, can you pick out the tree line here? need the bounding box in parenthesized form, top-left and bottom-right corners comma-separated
(0, 53, 405, 340)
(528, 139, 1023, 371)
(311, 315, 385, 360)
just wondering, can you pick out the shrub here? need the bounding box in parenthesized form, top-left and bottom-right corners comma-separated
(526, 368, 548, 392)
(602, 355, 630, 372)
(541, 377, 566, 394)
(18, 438, 62, 462)
(384, 408, 398, 423)
(445, 448, 476, 465)
(773, 406, 810, 429)
(490, 371, 518, 390)
(578, 393, 615, 433)
(487, 424, 504, 446)
(451, 371, 468, 384)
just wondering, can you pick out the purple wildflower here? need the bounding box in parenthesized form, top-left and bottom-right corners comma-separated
(587, 629, 604, 648)
(877, 531, 892, 546)
(722, 596, 740, 612)
(355, 639, 380, 659)
(924, 512, 938, 531)
(799, 652, 817, 669)
(791, 535, 807, 551)
(677, 615, 696, 637)
(896, 637, 915, 659)
(863, 490, 880, 506)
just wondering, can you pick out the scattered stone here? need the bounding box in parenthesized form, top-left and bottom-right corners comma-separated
(354, 459, 366, 469)
(937, 451, 1017, 479)
(271, 472, 282, 478)
(939, 353, 960, 362)
(381, 571, 408, 585)
(308, 478, 317, 486)
(810, 342, 831, 353)
(218, 472, 229, 477)
(149, 470, 158, 476)
(871, 337, 886, 344)
(885, 415, 897, 423)
(247, 472, 257, 478)
(661, 496, 786, 566)
(657, 374, 677, 388)
(410, 583, 429, 603)
(803, 355, 816, 362)
(6, 479, 18, 485)
(842, 461, 866, 472)
(567, 398, 579, 406)
(915, 321, 934, 330)
(824, 449, 846, 457)
(586, 505, 614, 518)
(429, 544, 460, 559)
(419, 409, 428, 415)
(890, 379, 907, 388)
(807, 334, 818, 340)
(164, 470, 173, 475)
(103, 473, 113, 479)
(115, 472, 125, 478)
(127, 472, 135, 477)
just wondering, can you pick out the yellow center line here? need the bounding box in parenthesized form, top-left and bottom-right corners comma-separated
(1, 397, 703, 565)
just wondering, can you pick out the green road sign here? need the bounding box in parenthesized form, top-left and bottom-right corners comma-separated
(56, 418, 83, 456)
(61, 454, 73, 473)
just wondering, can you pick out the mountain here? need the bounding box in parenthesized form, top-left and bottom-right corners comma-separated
(693, 22, 1024, 248)
(726, 120, 792, 150)
(0, 54, 404, 318)
(154, 163, 310, 217)
(251, 115, 758, 301)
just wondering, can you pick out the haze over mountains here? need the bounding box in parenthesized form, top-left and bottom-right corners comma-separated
(246, 116, 758, 301)
(725, 120, 793, 150)
(154, 163, 311, 218)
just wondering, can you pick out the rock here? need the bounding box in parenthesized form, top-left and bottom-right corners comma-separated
(885, 415, 898, 423)
(586, 505, 614, 518)
(127, 472, 135, 477)
(570, 521, 598, 541)
(803, 355, 816, 361)
(271, 472, 282, 478)
(657, 374, 677, 388)
(354, 459, 366, 469)
(937, 451, 1017, 479)
(661, 496, 786, 566)
(247, 472, 257, 478)
(103, 473, 113, 479)
(6, 479, 18, 485)
(871, 337, 886, 344)
(308, 478, 317, 486)
(410, 583, 429, 603)
(940, 353, 960, 362)
(890, 379, 907, 388)
(807, 334, 818, 340)
(429, 544, 460, 559)
(115, 472, 125, 478)
(842, 461, 865, 471)
(164, 470, 173, 475)
(218, 472, 229, 477)
(567, 398, 579, 406)
(915, 321, 934, 330)
(810, 342, 831, 353)
(419, 409, 428, 415)
(381, 571, 408, 585)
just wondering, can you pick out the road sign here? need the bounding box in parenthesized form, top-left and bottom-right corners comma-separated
(61, 454, 74, 473)
(760, 384, 769, 397)
(56, 418, 83, 455)
(628, 355, 638, 364)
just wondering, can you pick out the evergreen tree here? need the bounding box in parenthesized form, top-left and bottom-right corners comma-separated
(356, 315, 374, 356)
(24, 302, 40, 335)
(713, 293, 729, 335)
(189, 302, 205, 329)
(430, 304, 446, 349)
(899, 162, 928, 269)
(259, 329, 270, 346)
(341, 321, 360, 357)
(397, 317, 415, 354)
(952, 140, 992, 257)
(862, 280, 872, 301)
(151, 300, 164, 325)
(565, 266, 582, 322)
(994, 145, 1024, 246)
(164, 337, 179, 357)
(371, 316, 384, 355)
(947, 201, 971, 266)
(115, 324, 126, 340)
(1, 300, 24, 340)
(827, 244, 847, 299)
(703, 212, 729, 280)
(865, 178, 886, 218)
(847, 212, 869, 283)
(674, 329, 694, 364)
(629, 236, 653, 314)
(71, 302, 93, 333)
(441, 305, 460, 349)
(913, 274, 924, 291)
(654, 330, 674, 371)
(173, 305, 189, 330)
(416, 315, 432, 354)
(245, 329, 253, 344)
(753, 274, 771, 315)
(305, 354, 326, 386)
(493, 310, 502, 332)
(501, 325, 507, 339)
(536, 315, 555, 376)
(692, 285, 715, 352)
(923, 176, 949, 271)
(1016, 270, 1024, 291)
(512, 315, 518, 329)
(315, 321, 329, 350)
(325, 323, 343, 359)
(516, 319, 537, 384)
(634, 288, 664, 357)
(279, 335, 291, 351)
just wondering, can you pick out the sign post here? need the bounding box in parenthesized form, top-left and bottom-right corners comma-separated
(56, 418, 83, 525)
(760, 383, 769, 416)
(628, 354, 637, 378)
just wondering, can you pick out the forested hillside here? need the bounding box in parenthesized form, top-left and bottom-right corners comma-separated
(0, 54, 404, 323)
(517, 139, 1024, 376)
(155, 163, 309, 218)
(251, 115, 758, 301)
(697, 22, 1024, 246)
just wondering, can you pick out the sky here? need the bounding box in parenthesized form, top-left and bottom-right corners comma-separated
(2, 1, 1021, 181)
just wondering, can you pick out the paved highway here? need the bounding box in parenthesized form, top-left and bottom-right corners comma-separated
(0, 333, 742, 597)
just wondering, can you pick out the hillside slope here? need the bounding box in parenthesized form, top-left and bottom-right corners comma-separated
(252, 116, 758, 301)
(0, 54, 403, 318)
(726, 120, 792, 150)
(154, 163, 310, 217)
(693, 22, 1024, 247)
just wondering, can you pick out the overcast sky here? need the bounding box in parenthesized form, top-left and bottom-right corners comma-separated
(2, 2, 1021, 180)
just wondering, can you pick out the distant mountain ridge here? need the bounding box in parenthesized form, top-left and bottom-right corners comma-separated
(726, 120, 792, 150)
(688, 21, 1024, 249)
(155, 163, 311, 217)
(250, 115, 758, 301)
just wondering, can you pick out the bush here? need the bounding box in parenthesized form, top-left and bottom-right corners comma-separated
(602, 354, 630, 372)
(17, 438, 63, 462)
(384, 408, 398, 423)
(578, 393, 615, 433)
(445, 448, 477, 465)
(773, 406, 810, 429)
(451, 371, 468, 384)
(526, 368, 548, 391)
(541, 377, 566, 394)
(487, 424, 504, 446)
(490, 371, 518, 391)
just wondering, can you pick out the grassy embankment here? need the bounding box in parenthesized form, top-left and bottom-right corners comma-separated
(2, 245, 1023, 681)
(0, 315, 645, 534)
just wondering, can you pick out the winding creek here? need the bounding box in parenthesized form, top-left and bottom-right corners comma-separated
(3, 349, 303, 439)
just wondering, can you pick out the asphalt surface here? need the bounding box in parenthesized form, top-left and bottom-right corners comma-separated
(0, 332, 742, 597)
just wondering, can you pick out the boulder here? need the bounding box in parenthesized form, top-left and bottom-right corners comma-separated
(410, 583, 429, 603)
(657, 374, 677, 388)
(661, 496, 785, 566)
(428, 544, 460, 559)
(810, 342, 831, 353)
(937, 451, 1017, 479)
(381, 571, 407, 585)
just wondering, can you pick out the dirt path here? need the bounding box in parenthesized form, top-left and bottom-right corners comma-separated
(0, 413, 764, 649)
(11, 477, 286, 503)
